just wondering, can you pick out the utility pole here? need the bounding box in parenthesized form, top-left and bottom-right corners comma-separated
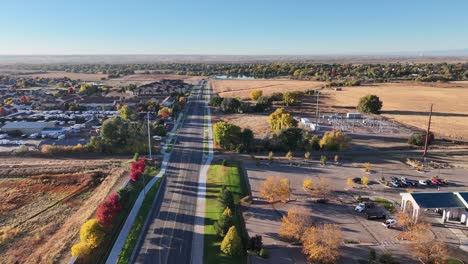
(147, 111, 152, 160)
(315, 90, 320, 125)
(422, 104, 433, 158)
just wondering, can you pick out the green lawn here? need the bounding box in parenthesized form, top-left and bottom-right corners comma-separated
(204, 160, 248, 264)
(374, 197, 396, 213)
(117, 176, 164, 264)
(447, 257, 463, 264)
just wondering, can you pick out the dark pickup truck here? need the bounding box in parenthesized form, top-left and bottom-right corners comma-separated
(365, 207, 387, 219)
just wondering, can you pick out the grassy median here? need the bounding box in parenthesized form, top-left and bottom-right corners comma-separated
(117, 176, 164, 264)
(204, 160, 248, 264)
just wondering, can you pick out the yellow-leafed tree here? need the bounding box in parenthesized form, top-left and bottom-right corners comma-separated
(301, 224, 342, 264)
(220, 226, 243, 256)
(361, 175, 369, 186)
(303, 178, 314, 190)
(71, 241, 92, 257)
(250, 90, 263, 100)
(79, 219, 105, 249)
(259, 176, 291, 202)
(279, 206, 311, 241)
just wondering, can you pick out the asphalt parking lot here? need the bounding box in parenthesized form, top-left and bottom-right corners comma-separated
(242, 158, 468, 263)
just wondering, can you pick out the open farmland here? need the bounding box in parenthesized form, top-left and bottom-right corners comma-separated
(211, 79, 324, 99)
(0, 157, 129, 264)
(322, 81, 468, 141)
(104, 73, 204, 87)
(27, 71, 108, 81)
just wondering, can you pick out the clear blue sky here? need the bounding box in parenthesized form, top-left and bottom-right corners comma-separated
(1, 0, 467, 55)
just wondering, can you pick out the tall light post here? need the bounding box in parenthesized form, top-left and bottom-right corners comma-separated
(147, 111, 152, 160)
(315, 90, 320, 125)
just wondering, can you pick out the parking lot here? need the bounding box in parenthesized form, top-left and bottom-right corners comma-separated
(242, 157, 468, 263)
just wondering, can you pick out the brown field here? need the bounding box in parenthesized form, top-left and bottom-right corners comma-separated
(322, 82, 468, 141)
(210, 79, 324, 99)
(28, 71, 107, 81)
(0, 157, 129, 264)
(104, 73, 204, 87)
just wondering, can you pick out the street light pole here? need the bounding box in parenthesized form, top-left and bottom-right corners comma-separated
(315, 90, 320, 125)
(147, 111, 152, 160)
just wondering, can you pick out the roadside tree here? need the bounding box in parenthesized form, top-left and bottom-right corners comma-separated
(301, 224, 342, 264)
(279, 206, 311, 241)
(213, 121, 242, 150)
(220, 226, 243, 256)
(259, 176, 290, 202)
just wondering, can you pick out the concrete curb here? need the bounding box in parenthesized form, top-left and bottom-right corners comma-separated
(190, 82, 213, 264)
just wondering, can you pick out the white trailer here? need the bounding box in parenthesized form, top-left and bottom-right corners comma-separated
(310, 123, 320, 131)
(346, 113, 362, 119)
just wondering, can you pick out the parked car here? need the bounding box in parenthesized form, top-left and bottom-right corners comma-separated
(382, 219, 397, 228)
(389, 181, 400, 188)
(355, 202, 375, 213)
(153, 135, 163, 141)
(419, 179, 432, 185)
(401, 177, 418, 187)
(353, 177, 362, 184)
(431, 177, 442, 185)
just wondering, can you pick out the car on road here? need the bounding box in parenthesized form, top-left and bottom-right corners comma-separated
(382, 219, 397, 228)
(419, 179, 432, 185)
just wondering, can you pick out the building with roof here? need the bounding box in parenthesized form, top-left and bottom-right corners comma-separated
(401, 191, 468, 226)
(1, 121, 56, 135)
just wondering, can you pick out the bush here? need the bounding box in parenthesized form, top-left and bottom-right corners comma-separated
(247, 235, 263, 252)
(255, 96, 272, 112)
(130, 158, 146, 182)
(304, 151, 311, 160)
(214, 207, 234, 237)
(210, 96, 223, 107)
(379, 252, 399, 264)
(96, 193, 123, 227)
(218, 186, 234, 209)
(220, 226, 243, 256)
(306, 135, 320, 151)
(357, 94, 383, 114)
(270, 92, 283, 101)
(259, 248, 268, 258)
(283, 91, 304, 106)
(303, 178, 314, 190)
(319, 130, 351, 151)
(408, 132, 434, 146)
(79, 219, 105, 249)
(71, 241, 92, 257)
(320, 155, 327, 165)
(250, 90, 263, 100)
(278, 128, 305, 151)
(222, 159, 228, 166)
(220, 97, 241, 113)
(285, 151, 293, 160)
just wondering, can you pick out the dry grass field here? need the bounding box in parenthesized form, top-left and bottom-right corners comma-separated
(104, 73, 204, 87)
(210, 79, 324, 99)
(28, 71, 107, 81)
(0, 157, 128, 264)
(323, 82, 468, 141)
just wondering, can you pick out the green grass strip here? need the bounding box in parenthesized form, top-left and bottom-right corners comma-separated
(204, 160, 248, 264)
(117, 177, 164, 263)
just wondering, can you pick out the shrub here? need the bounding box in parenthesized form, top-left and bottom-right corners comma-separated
(247, 235, 263, 252)
(334, 154, 339, 163)
(285, 151, 293, 160)
(214, 207, 234, 237)
(268, 151, 274, 161)
(346, 178, 354, 188)
(210, 96, 223, 107)
(379, 252, 399, 264)
(269, 92, 283, 101)
(96, 193, 123, 227)
(71, 241, 92, 257)
(320, 155, 327, 165)
(319, 130, 351, 151)
(220, 97, 241, 113)
(357, 94, 383, 114)
(259, 248, 268, 258)
(0, 226, 19, 245)
(255, 96, 272, 112)
(283, 91, 304, 106)
(361, 176, 369, 186)
(220, 226, 243, 256)
(306, 135, 321, 151)
(79, 219, 105, 248)
(304, 152, 311, 160)
(250, 90, 263, 100)
(130, 158, 146, 182)
(303, 178, 314, 190)
(222, 159, 228, 166)
(133, 152, 140, 161)
(408, 132, 434, 146)
(218, 186, 234, 209)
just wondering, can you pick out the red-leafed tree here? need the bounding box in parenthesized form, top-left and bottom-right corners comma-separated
(96, 193, 123, 227)
(130, 158, 146, 182)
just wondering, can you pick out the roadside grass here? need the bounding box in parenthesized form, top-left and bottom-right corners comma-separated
(116, 176, 164, 264)
(447, 257, 463, 264)
(204, 160, 248, 264)
(374, 197, 396, 213)
(165, 138, 176, 153)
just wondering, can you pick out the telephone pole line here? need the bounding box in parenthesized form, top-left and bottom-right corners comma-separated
(422, 104, 433, 158)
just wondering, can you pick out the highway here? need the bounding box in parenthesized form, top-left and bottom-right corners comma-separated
(134, 83, 206, 263)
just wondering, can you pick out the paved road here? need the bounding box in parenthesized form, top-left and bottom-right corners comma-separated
(134, 83, 206, 263)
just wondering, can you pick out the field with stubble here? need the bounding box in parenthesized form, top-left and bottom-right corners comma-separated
(323, 81, 468, 141)
(0, 157, 129, 264)
(210, 79, 324, 99)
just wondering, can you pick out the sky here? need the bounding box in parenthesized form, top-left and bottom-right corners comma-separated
(0, 0, 467, 55)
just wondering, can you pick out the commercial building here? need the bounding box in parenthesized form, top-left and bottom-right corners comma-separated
(400, 191, 468, 226)
(1, 121, 55, 135)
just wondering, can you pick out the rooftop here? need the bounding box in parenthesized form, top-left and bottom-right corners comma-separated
(405, 192, 468, 209)
(1, 121, 55, 130)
